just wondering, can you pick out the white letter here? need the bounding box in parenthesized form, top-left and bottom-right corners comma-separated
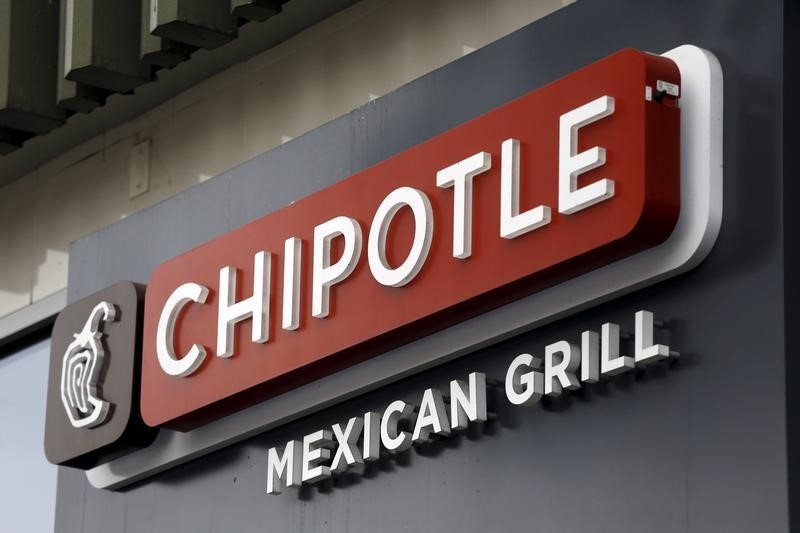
(331, 417, 364, 474)
(412, 388, 451, 442)
(581, 330, 600, 383)
(217, 251, 271, 358)
(436, 152, 491, 258)
(635, 310, 677, 364)
(545, 340, 580, 396)
(368, 187, 433, 287)
(601, 322, 634, 376)
(267, 440, 301, 495)
(301, 429, 333, 483)
(363, 411, 381, 462)
(450, 372, 487, 430)
(559, 96, 615, 214)
(501, 139, 551, 238)
(156, 282, 209, 377)
(505, 353, 544, 406)
(282, 237, 301, 331)
(312, 216, 362, 318)
(380, 400, 414, 452)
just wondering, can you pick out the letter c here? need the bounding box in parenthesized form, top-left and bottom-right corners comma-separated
(156, 282, 209, 377)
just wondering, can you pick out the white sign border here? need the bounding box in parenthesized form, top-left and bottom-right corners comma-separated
(87, 44, 723, 490)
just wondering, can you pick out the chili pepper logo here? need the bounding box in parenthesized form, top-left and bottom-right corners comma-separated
(60, 302, 117, 429)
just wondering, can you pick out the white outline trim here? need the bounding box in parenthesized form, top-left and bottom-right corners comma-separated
(61, 302, 117, 429)
(87, 45, 723, 489)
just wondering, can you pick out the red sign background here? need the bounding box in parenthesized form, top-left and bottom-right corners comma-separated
(141, 49, 681, 430)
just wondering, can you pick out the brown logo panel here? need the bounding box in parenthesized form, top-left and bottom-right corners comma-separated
(44, 282, 156, 469)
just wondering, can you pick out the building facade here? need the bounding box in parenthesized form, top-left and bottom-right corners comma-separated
(0, 1, 797, 532)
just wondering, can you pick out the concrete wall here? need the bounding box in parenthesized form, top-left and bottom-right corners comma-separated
(0, 0, 572, 320)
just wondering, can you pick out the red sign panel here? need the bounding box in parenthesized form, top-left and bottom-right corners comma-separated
(142, 49, 681, 430)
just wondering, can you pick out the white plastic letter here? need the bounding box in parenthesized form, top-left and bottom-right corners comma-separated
(156, 282, 209, 377)
(505, 353, 544, 406)
(301, 429, 333, 483)
(501, 138, 552, 238)
(635, 310, 677, 364)
(436, 152, 491, 258)
(380, 400, 414, 452)
(544, 340, 580, 396)
(601, 322, 634, 376)
(217, 251, 271, 358)
(450, 372, 487, 430)
(267, 440, 301, 495)
(559, 96, 615, 214)
(363, 411, 381, 462)
(581, 330, 600, 383)
(368, 187, 433, 287)
(331, 417, 364, 474)
(312, 216, 362, 318)
(412, 388, 451, 442)
(282, 237, 301, 331)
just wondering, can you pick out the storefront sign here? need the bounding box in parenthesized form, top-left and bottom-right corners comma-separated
(42, 44, 721, 491)
(141, 48, 681, 431)
(266, 309, 677, 494)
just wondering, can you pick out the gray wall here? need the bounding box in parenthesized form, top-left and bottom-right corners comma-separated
(0, 339, 58, 533)
(56, 0, 790, 532)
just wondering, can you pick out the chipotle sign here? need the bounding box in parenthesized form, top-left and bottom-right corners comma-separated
(141, 48, 681, 431)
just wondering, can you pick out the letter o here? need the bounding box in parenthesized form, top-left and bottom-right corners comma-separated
(368, 187, 434, 287)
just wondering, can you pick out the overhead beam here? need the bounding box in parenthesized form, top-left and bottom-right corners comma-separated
(0, 0, 359, 165)
(231, 0, 287, 23)
(149, 0, 238, 50)
(140, 0, 198, 68)
(0, 0, 66, 135)
(61, 0, 150, 94)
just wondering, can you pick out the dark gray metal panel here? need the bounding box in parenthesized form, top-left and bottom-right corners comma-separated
(52, 467, 87, 533)
(783, 0, 799, 527)
(57, 0, 789, 532)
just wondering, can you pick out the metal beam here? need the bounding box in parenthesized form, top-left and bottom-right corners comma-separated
(61, 0, 151, 94)
(0, 0, 66, 135)
(150, 0, 238, 50)
(231, 0, 287, 22)
(141, 10, 196, 68)
(0, 0, 359, 170)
